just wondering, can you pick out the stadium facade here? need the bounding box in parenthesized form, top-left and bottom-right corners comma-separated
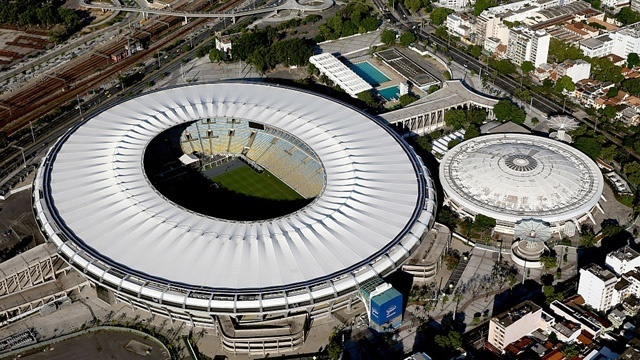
(439, 133, 604, 236)
(33, 83, 436, 351)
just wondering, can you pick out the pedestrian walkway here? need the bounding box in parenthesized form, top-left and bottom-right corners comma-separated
(445, 254, 470, 291)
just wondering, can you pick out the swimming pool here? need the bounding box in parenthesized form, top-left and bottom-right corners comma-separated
(378, 86, 400, 101)
(349, 61, 391, 87)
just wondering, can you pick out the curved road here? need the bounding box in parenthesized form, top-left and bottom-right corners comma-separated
(80, 0, 333, 18)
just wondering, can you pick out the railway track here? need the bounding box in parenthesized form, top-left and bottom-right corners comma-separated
(0, 0, 248, 172)
(0, 0, 231, 134)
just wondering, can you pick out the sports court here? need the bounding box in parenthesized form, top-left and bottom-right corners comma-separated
(211, 163, 302, 200)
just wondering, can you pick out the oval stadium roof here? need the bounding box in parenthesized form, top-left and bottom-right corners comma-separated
(34, 82, 436, 311)
(439, 133, 603, 224)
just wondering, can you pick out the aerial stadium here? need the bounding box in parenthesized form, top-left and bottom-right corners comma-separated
(439, 133, 604, 242)
(33, 82, 436, 352)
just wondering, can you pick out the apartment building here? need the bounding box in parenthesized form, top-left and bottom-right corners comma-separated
(507, 26, 550, 67)
(488, 301, 555, 351)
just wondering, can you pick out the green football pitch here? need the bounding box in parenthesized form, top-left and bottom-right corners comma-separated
(211, 164, 302, 200)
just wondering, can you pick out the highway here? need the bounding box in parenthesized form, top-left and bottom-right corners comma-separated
(80, 0, 333, 18)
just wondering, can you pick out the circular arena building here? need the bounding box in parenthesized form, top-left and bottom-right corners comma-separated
(439, 133, 604, 237)
(33, 82, 436, 350)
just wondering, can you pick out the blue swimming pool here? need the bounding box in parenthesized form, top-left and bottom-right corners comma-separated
(349, 61, 391, 87)
(378, 86, 400, 101)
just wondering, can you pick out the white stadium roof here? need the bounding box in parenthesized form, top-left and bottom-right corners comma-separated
(34, 82, 435, 313)
(439, 133, 603, 224)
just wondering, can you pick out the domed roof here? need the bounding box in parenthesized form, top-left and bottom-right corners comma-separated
(439, 133, 603, 223)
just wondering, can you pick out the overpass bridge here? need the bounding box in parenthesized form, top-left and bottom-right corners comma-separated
(80, 0, 333, 22)
(379, 80, 499, 137)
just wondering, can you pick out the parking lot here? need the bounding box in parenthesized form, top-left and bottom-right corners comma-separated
(17, 329, 169, 360)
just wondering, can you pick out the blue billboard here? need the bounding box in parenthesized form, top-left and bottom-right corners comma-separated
(370, 287, 403, 327)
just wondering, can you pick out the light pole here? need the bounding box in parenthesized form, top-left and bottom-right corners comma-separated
(29, 121, 35, 143)
(10, 145, 26, 168)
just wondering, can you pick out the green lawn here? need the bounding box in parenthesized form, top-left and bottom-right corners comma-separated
(211, 164, 302, 200)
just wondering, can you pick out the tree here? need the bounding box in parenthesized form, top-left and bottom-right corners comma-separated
(601, 144, 617, 162)
(399, 93, 418, 106)
(473, 214, 496, 232)
(543, 285, 564, 304)
(434, 331, 462, 350)
(622, 78, 640, 95)
(327, 329, 343, 360)
(628, 53, 640, 67)
(444, 109, 467, 130)
(616, 7, 640, 26)
(473, 0, 497, 16)
(579, 224, 597, 247)
(591, 57, 623, 83)
(357, 90, 380, 108)
(520, 61, 535, 74)
(437, 206, 458, 230)
(430, 7, 454, 26)
(600, 104, 617, 120)
(381, 29, 396, 45)
(540, 254, 557, 273)
(400, 32, 416, 47)
(606, 87, 619, 98)
(467, 44, 482, 58)
(548, 38, 585, 63)
(435, 26, 448, 39)
(555, 75, 575, 93)
(209, 48, 225, 62)
(601, 224, 623, 239)
(490, 59, 516, 75)
(493, 100, 525, 124)
(464, 125, 480, 139)
(415, 136, 432, 152)
(574, 136, 601, 159)
(448, 139, 461, 149)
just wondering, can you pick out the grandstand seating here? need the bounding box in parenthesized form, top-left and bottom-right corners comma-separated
(181, 119, 324, 198)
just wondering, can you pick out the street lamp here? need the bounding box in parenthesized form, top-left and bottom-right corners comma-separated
(10, 145, 26, 168)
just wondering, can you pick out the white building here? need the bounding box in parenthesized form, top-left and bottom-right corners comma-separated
(478, 13, 510, 50)
(633, 0, 640, 12)
(215, 37, 232, 54)
(606, 246, 640, 276)
(612, 22, 640, 59)
(488, 301, 554, 351)
(579, 34, 615, 58)
(446, 13, 474, 38)
(557, 59, 592, 83)
(440, 134, 604, 236)
(440, 0, 473, 10)
(578, 247, 640, 312)
(578, 264, 619, 312)
(507, 26, 550, 67)
(550, 300, 608, 336)
(601, 0, 630, 12)
(308, 53, 372, 98)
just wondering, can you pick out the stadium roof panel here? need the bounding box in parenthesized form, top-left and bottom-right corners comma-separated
(35, 83, 435, 298)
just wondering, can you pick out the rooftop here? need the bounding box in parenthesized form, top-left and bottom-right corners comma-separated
(608, 246, 640, 262)
(584, 264, 617, 282)
(493, 300, 541, 327)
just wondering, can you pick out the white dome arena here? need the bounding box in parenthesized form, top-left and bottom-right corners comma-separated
(33, 82, 436, 323)
(439, 133, 603, 230)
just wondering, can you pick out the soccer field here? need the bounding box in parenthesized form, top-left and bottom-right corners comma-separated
(211, 164, 302, 200)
